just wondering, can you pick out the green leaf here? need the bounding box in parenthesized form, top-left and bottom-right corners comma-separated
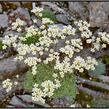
(22, 35, 40, 45)
(102, 56, 109, 65)
(89, 60, 106, 75)
(53, 74, 77, 99)
(0, 40, 4, 51)
(42, 9, 57, 22)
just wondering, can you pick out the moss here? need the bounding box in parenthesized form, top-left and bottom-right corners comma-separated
(42, 9, 57, 22)
(23, 63, 77, 99)
(22, 34, 41, 45)
(53, 74, 77, 99)
(24, 63, 57, 91)
(101, 56, 109, 65)
(0, 40, 4, 51)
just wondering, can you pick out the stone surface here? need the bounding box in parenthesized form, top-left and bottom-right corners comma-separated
(18, 95, 32, 103)
(18, 95, 50, 107)
(51, 96, 73, 107)
(31, 15, 42, 27)
(89, 2, 109, 27)
(68, 2, 86, 19)
(0, 13, 8, 28)
(14, 7, 30, 20)
(56, 14, 69, 24)
(0, 55, 28, 80)
(10, 96, 26, 107)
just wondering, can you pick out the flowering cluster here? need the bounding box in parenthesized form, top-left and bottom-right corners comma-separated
(72, 56, 98, 72)
(2, 34, 18, 49)
(54, 57, 73, 78)
(2, 6, 106, 104)
(2, 79, 13, 92)
(42, 18, 53, 25)
(60, 39, 83, 58)
(25, 26, 41, 39)
(31, 7, 43, 17)
(32, 79, 61, 103)
(12, 18, 26, 32)
(43, 51, 59, 64)
(91, 32, 109, 52)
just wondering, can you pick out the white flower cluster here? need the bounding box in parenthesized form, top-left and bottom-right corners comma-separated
(12, 18, 26, 32)
(60, 39, 83, 58)
(54, 57, 73, 78)
(2, 34, 18, 49)
(74, 20, 92, 39)
(85, 56, 98, 70)
(19, 25, 41, 42)
(60, 45, 74, 58)
(2, 6, 102, 104)
(24, 57, 41, 67)
(2, 79, 13, 92)
(44, 51, 59, 64)
(31, 7, 43, 17)
(39, 35, 53, 47)
(47, 25, 76, 40)
(25, 26, 41, 38)
(62, 25, 76, 36)
(47, 25, 64, 39)
(32, 84, 45, 103)
(72, 56, 98, 72)
(91, 32, 109, 52)
(32, 79, 60, 103)
(31, 65, 37, 75)
(74, 20, 90, 31)
(72, 56, 86, 72)
(16, 43, 30, 56)
(42, 18, 53, 25)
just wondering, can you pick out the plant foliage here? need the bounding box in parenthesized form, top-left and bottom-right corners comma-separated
(24, 63, 76, 99)
(42, 9, 57, 22)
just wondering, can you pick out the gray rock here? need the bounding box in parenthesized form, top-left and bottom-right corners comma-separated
(3, 30, 20, 36)
(49, 24, 65, 29)
(56, 14, 69, 24)
(0, 13, 8, 28)
(68, 2, 86, 19)
(51, 96, 73, 107)
(18, 95, 32, 103)
(31, 15, 42, 27)
(10, 96, 26, 107)
(14, 7, 30, 20)
(89, 2, 109, 27)
(0, 55, 28, 80)
(18, 95, 50, 107)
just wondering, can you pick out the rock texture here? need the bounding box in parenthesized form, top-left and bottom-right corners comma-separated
(56, 14, 69, 24)
(89, 2, 109, 27)
(68, 2, 87, 20)
(0, 13, 8, 28)
(0, 56, 28, 80)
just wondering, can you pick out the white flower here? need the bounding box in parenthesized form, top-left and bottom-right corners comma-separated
(102, 43, 106, 48)
(2, 79, 13, 92)
(42, 18, 53, 25)
(72, 56, 85, 72)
